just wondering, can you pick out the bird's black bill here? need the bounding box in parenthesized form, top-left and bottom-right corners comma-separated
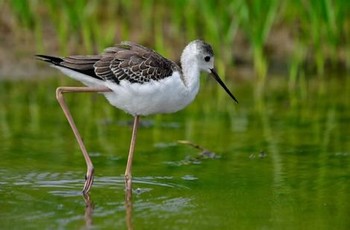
(210, 69, 238, 103)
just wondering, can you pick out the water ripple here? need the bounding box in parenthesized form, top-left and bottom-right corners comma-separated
(0, 169, 189, 197)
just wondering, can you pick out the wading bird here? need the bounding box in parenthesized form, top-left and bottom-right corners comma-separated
(36, 40, 238, 195)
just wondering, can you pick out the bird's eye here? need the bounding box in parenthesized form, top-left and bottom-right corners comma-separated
(204, 56, 211, 62)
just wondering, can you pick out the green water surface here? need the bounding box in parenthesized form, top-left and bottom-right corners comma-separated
(0, 76, 349, 229)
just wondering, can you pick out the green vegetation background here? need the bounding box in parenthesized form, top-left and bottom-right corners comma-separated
(1, 0, 349, 82)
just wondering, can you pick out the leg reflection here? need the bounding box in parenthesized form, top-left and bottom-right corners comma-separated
(81, 190, 134, 229)
(125, 191, 133, 230)
(83, 193, 94, 228)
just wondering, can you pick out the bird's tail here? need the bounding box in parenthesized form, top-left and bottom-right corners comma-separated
(35, 55, 63, 65)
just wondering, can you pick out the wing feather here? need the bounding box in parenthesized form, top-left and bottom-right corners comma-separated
(37, 41, 181, 85)
(94, 42, 180, 84)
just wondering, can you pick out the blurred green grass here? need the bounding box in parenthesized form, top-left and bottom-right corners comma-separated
(1, 0, 350, 81)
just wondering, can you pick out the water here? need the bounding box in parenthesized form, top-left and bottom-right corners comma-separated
(0, 76, 349, 229)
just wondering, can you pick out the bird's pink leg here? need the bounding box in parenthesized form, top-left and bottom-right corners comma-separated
(125, 115, 140, 200)
(56, 86, 111, 194)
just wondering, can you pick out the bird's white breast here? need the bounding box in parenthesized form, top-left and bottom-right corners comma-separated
(103, 71, 199, 116)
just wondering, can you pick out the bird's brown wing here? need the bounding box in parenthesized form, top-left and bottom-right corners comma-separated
(61, 55, 103, 80)
(36, 54, 102, 81)
(37, 41, 181, 84)
(94, 41, 181, 84)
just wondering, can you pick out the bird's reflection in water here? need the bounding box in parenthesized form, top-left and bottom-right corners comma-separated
(83, 193, 94, 228)
(82, 190, 134, 229)
(125, 190, 133, 230)
(80, 174, 190, 229)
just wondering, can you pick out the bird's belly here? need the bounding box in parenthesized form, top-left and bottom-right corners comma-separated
(103, 76, 198, 116)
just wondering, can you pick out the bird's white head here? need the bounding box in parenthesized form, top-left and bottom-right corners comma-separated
(181, 40, 239, 103)
(181, 40, 215, 74)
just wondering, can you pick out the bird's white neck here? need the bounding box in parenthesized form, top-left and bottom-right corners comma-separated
(180, 49, 201, 93)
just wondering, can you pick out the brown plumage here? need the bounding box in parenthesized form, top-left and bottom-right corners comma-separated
(36, 41, 181, 84)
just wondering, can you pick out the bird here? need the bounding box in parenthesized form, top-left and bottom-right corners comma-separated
(36, 40, 238, 196)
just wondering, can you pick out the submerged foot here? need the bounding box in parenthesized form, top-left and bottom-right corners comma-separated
(82, 169, 94, 194)
(125, 175, 133, 201)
